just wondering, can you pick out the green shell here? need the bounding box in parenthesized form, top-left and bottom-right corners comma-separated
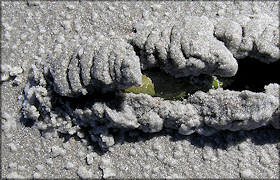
(212, 76, 223, 89)
(124, 75, 156, 96)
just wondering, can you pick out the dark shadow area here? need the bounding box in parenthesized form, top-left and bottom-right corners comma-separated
(54, 118, 280, 155)
(57, 130, 106, 156)
(170, 125, 280, 149)
(52, 90, 121, 111)
(74, 124, 280, 154)
(20, 115, 35, 127)
(227, 57, 280, 92)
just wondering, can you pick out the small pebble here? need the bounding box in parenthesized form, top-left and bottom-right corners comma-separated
(259, 151, 271, 166)
(152, 142, 162, 151)
(35, 164, 44, 171)
(39, 26, 46, 33)
(51, 146, 66, 157)
(146, 151, 154, 157)
(143, 172, 150, 178)
(77, 131, 85, 138)
(6, 172, 25, 179)
(74, 21, 82, 32)
(62, 142, 71, 150)
(7, 143, 17, 152)
(61, 20, 72, 31)
(77, 151, 86, 158)
(2, 22, 12, 30)
(108, 5, 115, 11)
(156, 153, 164, 161)
(9, 66, 23, 76)
(100, 134, 115, 147)
(27, 1, 40, 6)
(240, 169, 254, 178)
(20, 33, 27, 40)
(65, 3, 76, 10)
(143, 164, 151, 171)
(33, 172, 41, 179)
(151, 167, 160, 174)
(77, 166, 92, 179)
(65, 162, 75, 170)
(217, 9, 225, 16)
(173, 150, 183, 159)
(151, 4, 161, 11)
(56, 34, 65, 43)
(1, 73, 10, 81)
(8, 162, 17, 170)
(86, 152, 97, 165)
(91, 12, 98, 20)
(34, 147, 40, 153)
(129, 148, 136, 156)
(18, 165, 25, 171)
(100, 157, 116, 178)
(142, 11, 150, 20)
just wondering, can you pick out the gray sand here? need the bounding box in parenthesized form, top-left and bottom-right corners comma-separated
(1, 1, 279, 179)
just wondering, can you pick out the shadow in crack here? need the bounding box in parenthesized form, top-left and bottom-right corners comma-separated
(62, 124, 280, 155)
(20, 115, 35, 127)
(227, 57, 280, 92)
(169, 125, 280, 150)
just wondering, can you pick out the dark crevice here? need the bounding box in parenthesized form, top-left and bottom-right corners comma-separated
(227, 57, 280, 92)
(77, 54, 85, 88)
(51, 90, 119, 110)
(89, 55, 95, 84)
(131, 43, 143, 60)
(166, 25, 175, 67)
(241, 26, 246, 39)
(132, 27, 137, 33)
(66, 54, 74, 93)
(145, 31, 153, 50)
(113, 51, 118, 83)
(181, 43, 189, 61)
(107, 50, 115, 84)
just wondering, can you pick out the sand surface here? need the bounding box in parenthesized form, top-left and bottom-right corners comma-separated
(1, 1, 279, 178)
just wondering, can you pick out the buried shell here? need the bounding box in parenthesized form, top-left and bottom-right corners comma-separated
(124, 75, 156, 96)
(124, 70, 229, 100)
